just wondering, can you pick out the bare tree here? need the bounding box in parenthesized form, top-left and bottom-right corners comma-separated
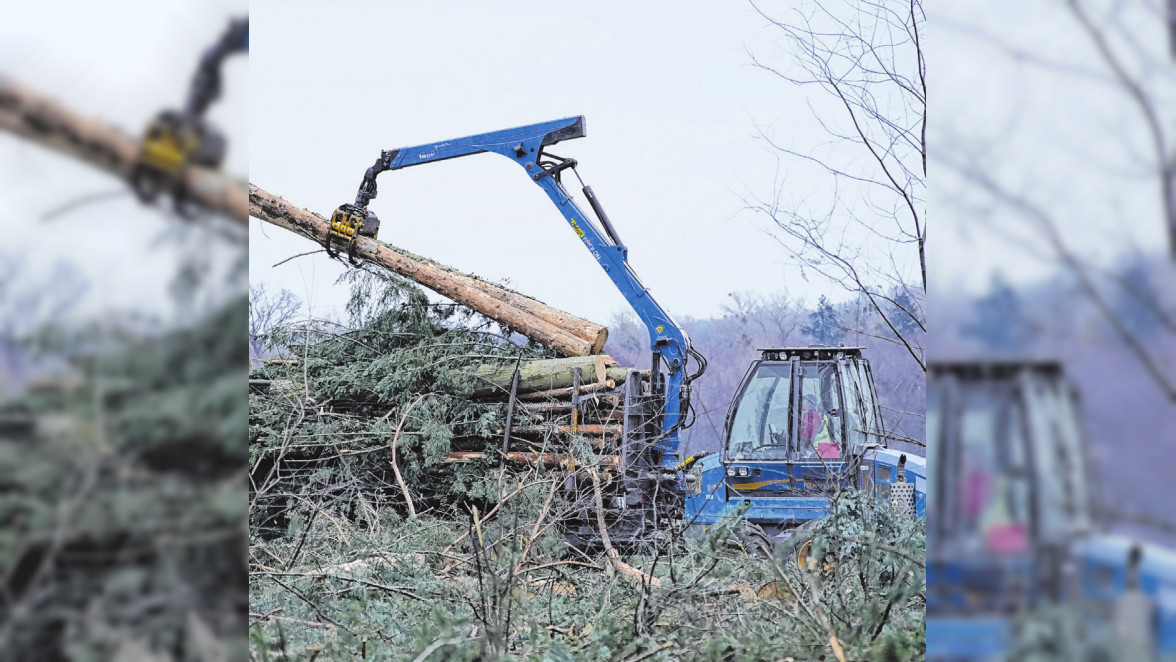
(0, 251, 90, 392)
(249, 283, 302, 363)
(0, 253, 89, 340)
(936, 0, 1176, 400)
(746, 0, 927, 371)
(1065, 0, 1176, 258)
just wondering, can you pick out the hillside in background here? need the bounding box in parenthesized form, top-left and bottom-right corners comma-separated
(932, 254, 1176, 546)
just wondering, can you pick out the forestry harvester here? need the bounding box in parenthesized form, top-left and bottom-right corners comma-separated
(925, 360, 1176, 659)
(330, 116, 925, 546)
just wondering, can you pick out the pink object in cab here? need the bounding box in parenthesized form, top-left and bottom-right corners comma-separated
(817, 442, 840, 458)
(985, 523, 1028, 554)
(800, 411, 821, 441)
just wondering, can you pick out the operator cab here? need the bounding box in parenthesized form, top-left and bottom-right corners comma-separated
(723, 347, 885, 490)
(927, 360, 1094, 618)
(928, 361, 1092, 560)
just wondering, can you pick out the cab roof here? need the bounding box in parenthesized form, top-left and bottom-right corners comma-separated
(928, 360, 1063, 380)
(757, 346, 865, 361)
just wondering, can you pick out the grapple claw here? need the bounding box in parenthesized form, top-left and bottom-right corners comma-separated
(327, 204, 378, 265)
(132, 111, 226, 218)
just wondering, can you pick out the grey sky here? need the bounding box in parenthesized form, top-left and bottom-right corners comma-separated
(930, 0, 1173, 297)
(248, 2, 889, 325)
(0, 0, 247, 320)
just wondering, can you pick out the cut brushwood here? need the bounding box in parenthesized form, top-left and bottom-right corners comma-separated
(249, 185, 609, 357)
(0, 77, 247, 223)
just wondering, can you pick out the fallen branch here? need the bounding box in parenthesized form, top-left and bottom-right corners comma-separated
(385, 395, 429, 519)
(254, 570, 425, 602)
(588, 467, 661, 587)
(437, 477, 550, 573)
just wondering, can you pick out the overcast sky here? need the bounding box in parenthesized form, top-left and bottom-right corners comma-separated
(0, 0, 247, 322)
(248, 2, 892, 326)
(930, 0, 1173, 298)
(8, 1, 1163, 327)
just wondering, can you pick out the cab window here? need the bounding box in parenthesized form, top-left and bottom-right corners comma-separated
(727, 364, 792, 461)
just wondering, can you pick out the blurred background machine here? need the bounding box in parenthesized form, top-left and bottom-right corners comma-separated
(926, 360, 1176, 660)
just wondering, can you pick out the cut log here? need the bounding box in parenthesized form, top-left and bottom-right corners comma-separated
(518, 380, 617, 401)
(460, 278, 607, 350)
(444, 452, 620, 469)
(525, 407, 624, 424)
(511, 424, 622, 437)
(466, 355, 630, 397)
(520, 394, 619, 412)
(0, 77, 247, 223)
(249, 185, 609, 357)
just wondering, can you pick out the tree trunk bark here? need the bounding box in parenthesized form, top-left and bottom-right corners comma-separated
(466, 355, 628, 397)
(460, 278, 608, 351)
(249, 185, 610, 357)
(510, 424, 621, 436)
(0, 77, 248, 223)
(517, 380, 619, 401)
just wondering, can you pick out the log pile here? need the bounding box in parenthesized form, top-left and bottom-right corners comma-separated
(248, 185, 609, 357)
(450, 355, 648, 472)
(464, 355, 629, 398)
(251, 354, 649, 475)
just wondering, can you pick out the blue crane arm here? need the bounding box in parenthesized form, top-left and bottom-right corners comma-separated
(184, 17, 249, 119)
(351, 116, 695, 470)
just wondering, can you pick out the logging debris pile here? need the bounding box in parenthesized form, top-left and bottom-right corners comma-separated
(248, 269, 649, 539)
(248, 272, 927, 661)
(1, 299, 248, 660)
(250, 271, 653, 540)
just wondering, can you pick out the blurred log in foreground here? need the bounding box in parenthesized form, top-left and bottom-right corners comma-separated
(0, 77, 247, 223)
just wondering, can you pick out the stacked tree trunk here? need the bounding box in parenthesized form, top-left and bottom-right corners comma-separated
(444, 355, 649, 472)
(252, 355, 647, 473)
(464, 355, 630, 399)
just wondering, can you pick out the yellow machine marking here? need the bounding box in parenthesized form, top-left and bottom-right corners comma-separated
(673, 455, 700, 472)
(139, 128, 197, 175)
(329, 209, 363, 241)
(568, 218, 585, 238)
(729, 478, 792, 490)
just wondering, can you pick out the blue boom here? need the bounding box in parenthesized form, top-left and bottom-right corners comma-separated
(337, 116, 698, 472)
